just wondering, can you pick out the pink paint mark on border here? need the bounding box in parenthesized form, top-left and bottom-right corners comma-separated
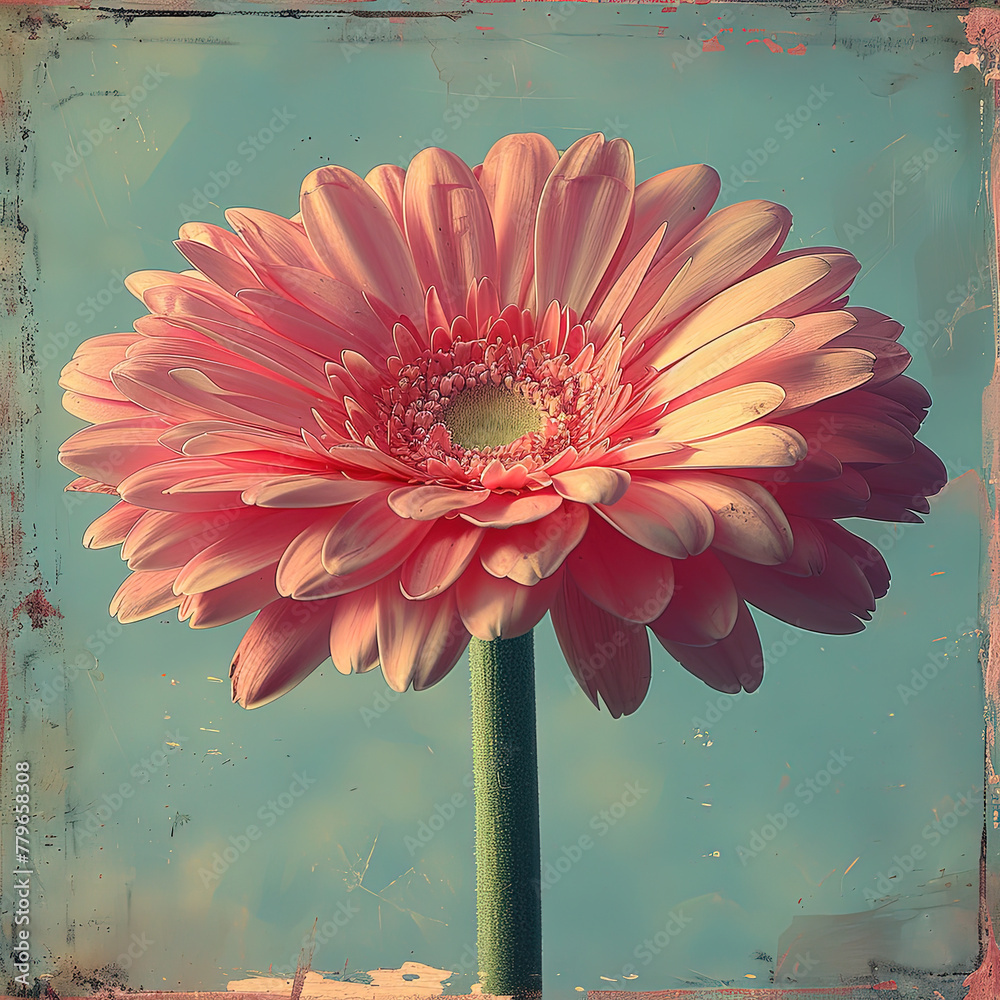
(12, 587, 63, 629)
(955, 8, 1000, 85)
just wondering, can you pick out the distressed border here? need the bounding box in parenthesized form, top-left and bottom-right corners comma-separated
(0, 1, 994, 997)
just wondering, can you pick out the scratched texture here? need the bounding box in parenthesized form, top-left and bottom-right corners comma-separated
(0, 2, 993, 996)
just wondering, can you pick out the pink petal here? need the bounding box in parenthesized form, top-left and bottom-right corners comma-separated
(117, 459, 271, 512)
(534, 133, 635, 315)
(622, 200, 792, 351)
(656, 600, 764, 693)
(550, 573, 651, 718)
(661, 255, 832, 359)
(61, 391, 150, 423)
(761, 350, 876, 415)
(237, 286, 387, 363)
(375, 581, 470, 692)
(364, 164, 406, 230)
(647, 317, 793, 399)
(180, 567, 280, 628)
(566, 515, 674, 622)
(459, 491, 563, 528)
(594, 476, 715, 557)
(123, 509, 248, 571)
(669, 472, 794, 565)
(761, 250, 860, 316)
(403, 147, 498, 320)
(654, 382, 786, 442)
(587, 223, 667, 346)
(478, 132, 559, 310)
(224, 208, 327, 270)
(650, 425, 808, 471)
(299, 165, 423, 316)
(328, 585, 380, 675)
(610, 163, 720, 284)
(322, 491, 434, 576)
(551, 467, 630, 505)
(230, 597, 336, 708)
(174, 239, 263, 297)
(173, 511, 311, 594)
(83, 501, 145, 549)
(478, 502, 589, 586)
(59, 418, 176, 486)
(456, 560, 561, 641)
(274, 511, 347, 599)
(110, 569, 182, 623)
(243, 475, 390, 508)
(649, 550, 738, 646)
(387, 484, 491, 520)
(400, 519, 485, 599)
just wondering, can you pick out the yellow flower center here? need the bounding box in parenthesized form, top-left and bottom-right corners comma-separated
(442, 385, 542, 451)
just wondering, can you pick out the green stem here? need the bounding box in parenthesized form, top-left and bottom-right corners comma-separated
(470, 631, 542, 998)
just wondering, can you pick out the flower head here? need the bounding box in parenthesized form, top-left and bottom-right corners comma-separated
(60, 132, 945, 716)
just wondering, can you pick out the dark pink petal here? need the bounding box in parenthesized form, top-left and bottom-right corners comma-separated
(566, 515, 674, 623)
(775, 516, 829, 578)
(656, 600, 764, 694)
(550, 574, 651, 718)
(649, 550, 739, 646)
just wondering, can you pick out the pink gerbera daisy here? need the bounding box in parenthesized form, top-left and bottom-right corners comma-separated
(59, 131, 945, 717)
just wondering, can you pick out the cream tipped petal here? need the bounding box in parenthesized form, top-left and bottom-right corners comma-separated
(403, 147, 498, 321)
(479, 133, 559, 309)
(534, 133, 635, 316)
(300, 165, 423, 316)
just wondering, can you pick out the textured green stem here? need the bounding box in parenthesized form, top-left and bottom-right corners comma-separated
(470, 631, 542, 998)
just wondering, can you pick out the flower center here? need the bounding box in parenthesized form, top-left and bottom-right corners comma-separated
(442, 385, 543, 450)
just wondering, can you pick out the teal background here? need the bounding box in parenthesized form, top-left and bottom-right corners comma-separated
(9, 1, 990, 992)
